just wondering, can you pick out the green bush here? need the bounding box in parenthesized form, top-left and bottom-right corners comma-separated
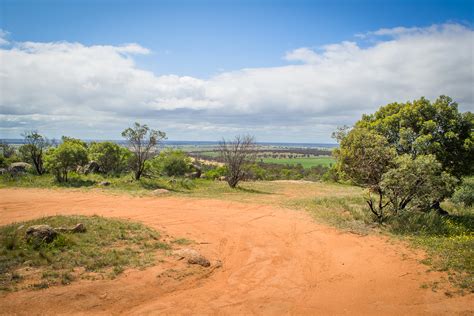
(203, 166, 227, 179)
(44, 138, 88, 182)
(452, 178, 474, 207)
(148, 149, 191, 177)
(88, 141, 131, 174)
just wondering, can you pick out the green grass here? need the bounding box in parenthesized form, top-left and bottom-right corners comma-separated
(0, 215, 171, 291)
(259, 156, 335, 168)
(0, 172, 195, 195)
(388, 204, 473, 292)
(287, 195, 373, 234)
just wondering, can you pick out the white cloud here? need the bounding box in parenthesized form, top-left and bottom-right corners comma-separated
(0, 29, 10, 46)
(0, 23, 473, 141)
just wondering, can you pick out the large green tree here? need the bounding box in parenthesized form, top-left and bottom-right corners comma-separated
(356, 96, 474, 178)
(335, 96, 473, 220)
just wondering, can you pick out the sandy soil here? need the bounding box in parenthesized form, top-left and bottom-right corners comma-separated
(0, 188, 472, 315)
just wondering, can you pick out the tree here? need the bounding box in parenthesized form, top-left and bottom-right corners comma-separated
(335, 96, 472, 220)
(44, 138, 88, 182)
(88, 141, 131, 174)
(380, 154, 457, 214)
(356, 96, 474, 178)
(218, 135, 257, 188)
(121, 122, 166, 180)
(148, 149, 191, 177)
(334, 128, 396, 222)
(18, 131, 49, 175)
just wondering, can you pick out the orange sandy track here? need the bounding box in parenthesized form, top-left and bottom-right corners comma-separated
(0, 188, 472, 315)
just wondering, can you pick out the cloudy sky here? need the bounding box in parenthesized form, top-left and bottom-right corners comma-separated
(0, 0, 473, 143)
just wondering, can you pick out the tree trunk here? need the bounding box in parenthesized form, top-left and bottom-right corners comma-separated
(431, 201, 449, 216)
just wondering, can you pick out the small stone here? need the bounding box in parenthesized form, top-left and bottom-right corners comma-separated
(153, 189, 170, 195)
(99, 181, 111, 186)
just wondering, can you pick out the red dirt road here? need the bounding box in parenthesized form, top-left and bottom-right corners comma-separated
(0, 188, 472, 315)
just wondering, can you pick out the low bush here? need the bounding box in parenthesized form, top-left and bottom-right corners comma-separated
(452, 177, 474, 207)
(148, 149, 192, 177)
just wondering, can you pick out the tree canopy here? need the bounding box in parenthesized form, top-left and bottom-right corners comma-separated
(335, 96, 473, 221)
(356, 96, 474, 178)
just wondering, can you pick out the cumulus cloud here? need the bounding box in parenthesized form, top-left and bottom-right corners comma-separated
(0, 23, 473, 141)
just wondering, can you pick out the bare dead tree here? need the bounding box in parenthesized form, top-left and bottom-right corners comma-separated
(122, 122, 166, 180)
(218, 135, 257, 188)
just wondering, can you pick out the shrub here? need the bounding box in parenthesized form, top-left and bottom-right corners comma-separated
(88, 141, 131, 174)
(452, 178, 474, 207)
(44, 138, 88, 182)
(148, 149, 192, 177)
(381, 154, 457, 214)
(203, 166, 227, 180)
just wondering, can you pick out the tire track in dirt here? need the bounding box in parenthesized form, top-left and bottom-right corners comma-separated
(0, 188, 472, 315)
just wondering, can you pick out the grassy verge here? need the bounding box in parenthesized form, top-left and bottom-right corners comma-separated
(0, 215, 171, 292)
(0, 172, 195, 195)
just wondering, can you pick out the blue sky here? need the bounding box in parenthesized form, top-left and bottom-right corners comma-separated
(0, 0, 473, 142)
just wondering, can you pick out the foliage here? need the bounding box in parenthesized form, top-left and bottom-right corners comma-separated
(148, 149, 192, 177)
(381, 154, 457, 213)
(202, 166, 228, 180)
(0, 215, 169, 291)
(0, 154, 6, 168)
(18, 131, 49, 175)
(356, 96, 474, 178)
(452, 177, 474, 207)
(335, 96, 473, 221)
(88, 141, 131, 174)
(219, 135, 257, 188)
(334, 128, 396, 188)
(44, 138, 88, 182)
(0, 141, 15, 158)
(334, 127, 396, 221)
(122, 122, 166, 180)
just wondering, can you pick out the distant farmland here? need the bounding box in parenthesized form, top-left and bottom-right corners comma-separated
(259, 156, 335, 168)
(190, 148, 335, 169)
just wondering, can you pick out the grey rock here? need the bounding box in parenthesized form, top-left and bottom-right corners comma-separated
(9, 162, 32, 174)
(172, 248, 211, 267)
(84, 161, 100, 174)
(25, 225, 57, 243)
